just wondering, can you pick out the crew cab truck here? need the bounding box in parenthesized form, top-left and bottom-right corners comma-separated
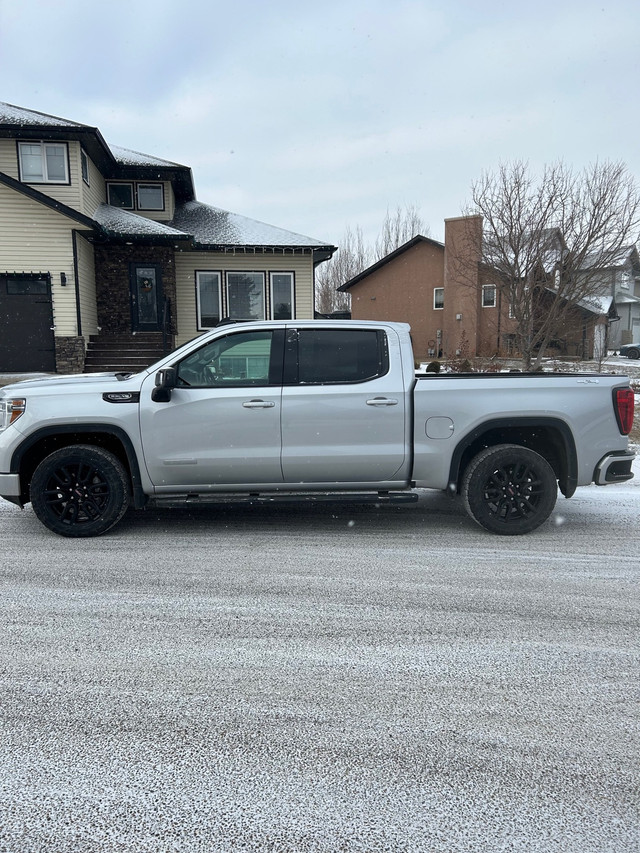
(0, 320, 635, 538)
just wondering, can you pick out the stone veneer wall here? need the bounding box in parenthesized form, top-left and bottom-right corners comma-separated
(55, 336, 86, 374)
(93, 245, 177, 336)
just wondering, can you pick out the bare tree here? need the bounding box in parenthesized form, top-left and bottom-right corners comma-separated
(315, 205, 428, 314)
(315, 225, 369, 315)
(373, 204, 428, 260)
(470, 161, 640, 369)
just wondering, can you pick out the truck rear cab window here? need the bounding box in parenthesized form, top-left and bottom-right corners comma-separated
(291, 328, 389, 384)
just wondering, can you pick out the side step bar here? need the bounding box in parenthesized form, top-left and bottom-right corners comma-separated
(151, 490, 419, 508)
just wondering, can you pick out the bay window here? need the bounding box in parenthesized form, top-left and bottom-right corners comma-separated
(227, 272, 265, 320)
(270, 272, 294, 319)
(196, 271, 222, 329)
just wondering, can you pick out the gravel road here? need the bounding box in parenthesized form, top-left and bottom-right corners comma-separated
(0, 480, 639, 852)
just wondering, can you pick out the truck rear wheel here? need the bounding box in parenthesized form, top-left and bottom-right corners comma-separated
(30, 445, 130, 537)
(462, 444, 557, 535)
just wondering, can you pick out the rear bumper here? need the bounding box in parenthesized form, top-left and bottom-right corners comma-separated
(594, 450, 636, 485)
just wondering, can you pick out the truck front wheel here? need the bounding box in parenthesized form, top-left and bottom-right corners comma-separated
(30, 445, 130, 537)
(462, 444, 557, 535)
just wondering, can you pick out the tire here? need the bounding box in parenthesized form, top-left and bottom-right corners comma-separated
(462, 444, 557, 535)
(30, 445, 130, 537)
(625, 347, 640, 359)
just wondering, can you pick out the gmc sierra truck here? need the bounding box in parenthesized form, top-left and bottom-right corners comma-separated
(0, 320, 635, 537)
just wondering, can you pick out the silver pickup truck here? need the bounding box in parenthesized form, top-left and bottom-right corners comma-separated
(0, 320, 635, 537)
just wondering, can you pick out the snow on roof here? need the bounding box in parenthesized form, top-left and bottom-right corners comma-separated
(577, 293, 615, 315)
(108, 144, 187, 169)
(0, 101, 89, 128)
(170, 201, 333, 248)
(93, 204, 188, 238)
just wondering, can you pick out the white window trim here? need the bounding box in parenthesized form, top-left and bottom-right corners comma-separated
(137, 183, 164, 211)
(269, 271, 295, 320)
(80, 148, 90, 186)
(433, 287, 444, 310)
(107, 182, 135, 209)
(196, 271, 222, 330)
(482, 284, 497, 308)
(18, 141, 69, 184)
(226, 271, 266, 321)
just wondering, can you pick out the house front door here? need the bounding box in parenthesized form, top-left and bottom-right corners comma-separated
(130, 263, 163, 332)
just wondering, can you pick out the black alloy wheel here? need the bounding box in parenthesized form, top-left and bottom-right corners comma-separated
(30, 445, 129, 537)
(462, 444, 557, 535)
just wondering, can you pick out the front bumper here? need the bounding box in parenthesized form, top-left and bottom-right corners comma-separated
(594, 450, 636, 485)
(0, 472, 22, 504)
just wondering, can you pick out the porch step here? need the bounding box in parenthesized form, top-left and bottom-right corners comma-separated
(84, 334, 169, 373)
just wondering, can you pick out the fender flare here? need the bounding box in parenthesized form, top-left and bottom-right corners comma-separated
(10, 423, 148, 509)
(447, 417, 578, 498)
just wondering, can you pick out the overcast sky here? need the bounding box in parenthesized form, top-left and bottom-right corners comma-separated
(1, 0, 639, 247)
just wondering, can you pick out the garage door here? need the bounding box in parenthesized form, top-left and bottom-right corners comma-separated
(0, 274, 55, 372)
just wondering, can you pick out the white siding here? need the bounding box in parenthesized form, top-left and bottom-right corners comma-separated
(79, 149, 106, 216)
(0, 182, 80, 336)
(0, 139, 19, 177)
(173, 251, 315, 344)
(76, 233, 98, 336)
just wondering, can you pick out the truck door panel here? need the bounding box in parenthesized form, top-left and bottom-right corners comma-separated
(280, 327, 407, 483)
(139, 329, 284, 488)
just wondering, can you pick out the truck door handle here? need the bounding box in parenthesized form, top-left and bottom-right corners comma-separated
(242, 399, 276, 408)
(366, 397, 398, 406)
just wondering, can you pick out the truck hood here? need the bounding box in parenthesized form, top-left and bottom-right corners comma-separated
(0, 371, 147, 394)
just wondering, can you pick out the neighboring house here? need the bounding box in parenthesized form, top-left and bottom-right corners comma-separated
(0, 102, 336, 373)
(583, 245, 640, 351)
(341, 215, 626, 362)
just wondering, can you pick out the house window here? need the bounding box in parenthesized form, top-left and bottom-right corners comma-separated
(196, 271, 222, 329)
(433, 287, 444, 310)
(107, 183, 134, 209)
(81, 149, 89, 185)
(19, 142, 69, 183)
(137, 183, 164, 211)
(482, 284, 496, 308)
(270, 272, 294, 320)
(621, 273, 630, 290)
(227, 272, 265, 320)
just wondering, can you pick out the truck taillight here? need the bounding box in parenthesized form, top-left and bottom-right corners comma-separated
(614, 388, 634, 435)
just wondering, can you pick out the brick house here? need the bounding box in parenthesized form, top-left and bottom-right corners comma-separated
(341, 215, 624, 362)
(0, 102, 335, 373)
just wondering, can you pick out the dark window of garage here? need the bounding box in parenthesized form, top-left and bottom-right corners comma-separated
(4, 274, 50, 295)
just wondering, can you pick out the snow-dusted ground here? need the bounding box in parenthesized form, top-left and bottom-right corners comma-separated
(0, 460, 639, 852)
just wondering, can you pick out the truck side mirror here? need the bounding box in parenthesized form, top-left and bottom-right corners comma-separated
(151, 367, 177, 403)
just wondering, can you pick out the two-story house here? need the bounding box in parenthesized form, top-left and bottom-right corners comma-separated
(0, 102, 335, 373)
(342, 215, 629, 362)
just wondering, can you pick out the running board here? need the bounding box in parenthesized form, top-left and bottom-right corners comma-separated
(151, 490, 419, 508)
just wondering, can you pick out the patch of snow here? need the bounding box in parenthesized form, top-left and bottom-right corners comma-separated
(108, 144, 187, 169)
(170, 201, 334, 248)
(93, 204, 188, 238)
(0, 101, 87, 128)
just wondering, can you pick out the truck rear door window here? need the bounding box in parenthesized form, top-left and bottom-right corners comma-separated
(294, 329, 388, 384)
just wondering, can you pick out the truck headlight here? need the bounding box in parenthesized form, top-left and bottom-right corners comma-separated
(0, 398, 26, 431)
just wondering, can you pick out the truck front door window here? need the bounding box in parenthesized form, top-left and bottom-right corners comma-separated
(177, 331, 273, 387)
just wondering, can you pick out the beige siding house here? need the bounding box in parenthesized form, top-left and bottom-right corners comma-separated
(0, 103, 335, 373)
